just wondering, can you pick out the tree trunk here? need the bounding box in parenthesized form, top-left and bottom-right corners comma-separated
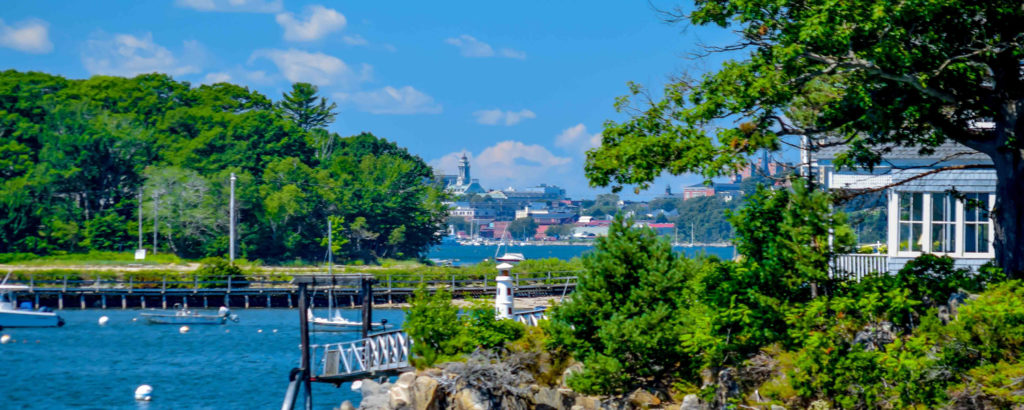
(992, 152, 1024, 278)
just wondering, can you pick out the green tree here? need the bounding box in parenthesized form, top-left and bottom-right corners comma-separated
(507, 217, 539, 241)
(279, 82, 337, 131)
(546, 216, 703, 394)
(586, 0, 1024, 276)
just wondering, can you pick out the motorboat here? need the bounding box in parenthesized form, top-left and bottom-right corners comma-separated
(308, 308, 392, 332)
(495, 252, 526, 263)
(0, 284, 64, 328)
(140, 305, 239, 325)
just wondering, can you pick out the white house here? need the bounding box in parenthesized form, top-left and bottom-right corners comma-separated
(813, 142, 995, 275)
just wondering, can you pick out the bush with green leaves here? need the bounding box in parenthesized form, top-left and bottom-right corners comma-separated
(404, 286, 525, 369)
(546, 215, 707, 395)
(194, 257, 247, 288)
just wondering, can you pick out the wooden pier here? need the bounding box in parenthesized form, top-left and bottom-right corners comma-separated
(3, 272, 578, 310)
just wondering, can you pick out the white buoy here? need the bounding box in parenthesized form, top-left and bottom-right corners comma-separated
(272, 329, 278, 333)
(132, 318, 138, 322)
(134, 384, 153, 401)
(351, 380, 363, 391)
(225, 329, 230, 333)
(0, 334, 10, 344)
(257, 329, 263, 333)
(98, 316, 109, 326)
(179, 326, 189, 334)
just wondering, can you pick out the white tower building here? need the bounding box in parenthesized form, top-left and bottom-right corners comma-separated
(495, 262, 514, 319)
(456, 154, 470, 186)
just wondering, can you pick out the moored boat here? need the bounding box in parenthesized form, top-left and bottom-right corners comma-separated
(140, 305, 239, 325)
(0, 285, 64, 328)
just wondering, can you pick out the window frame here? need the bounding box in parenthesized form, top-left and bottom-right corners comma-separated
(890, 191, 994, 259)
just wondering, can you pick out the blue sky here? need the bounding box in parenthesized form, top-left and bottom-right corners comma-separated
(1, 0, 741, 200)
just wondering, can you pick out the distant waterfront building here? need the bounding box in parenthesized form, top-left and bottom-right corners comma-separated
(682, 184, 714, 200)
(435, 154, 486, 196)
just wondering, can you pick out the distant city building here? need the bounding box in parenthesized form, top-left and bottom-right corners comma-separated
(683, 184, 715, 200)
(731, 156, 792, 183)
(435, 154, 486, 195)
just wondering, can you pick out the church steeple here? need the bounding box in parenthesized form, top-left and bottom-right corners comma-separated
(457, 153, 470, 185)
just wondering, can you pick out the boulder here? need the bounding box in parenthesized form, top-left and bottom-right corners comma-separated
(337, 400, 356, 410)
(627, 388, 661, 408)
(533, 386, 573, 410)
(561, 362, 584, 387)
(454, 388, 487, 410)
(770, 405, 786, 410)
(389, 372, 417, 409)
(948, 292, 968, 319)
(360, 379, 393, 410)
(715, 368, 740, 407)
(853, 322, 896, 351)
(679, 394, 701, 410)
(575, 395, 603, 410)
(412, 376, 441, 410)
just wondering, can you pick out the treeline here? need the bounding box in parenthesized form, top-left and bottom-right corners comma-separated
(0, 70, 447, 263)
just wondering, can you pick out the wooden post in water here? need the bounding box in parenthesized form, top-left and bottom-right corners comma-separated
(361, 277, 373, 339)
(297, 282, 313, 410)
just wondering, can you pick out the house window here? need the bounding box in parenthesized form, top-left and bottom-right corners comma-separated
(898, 193, 924, 252)
(964, 193, 991, 253)
(931, 193, 956, 253)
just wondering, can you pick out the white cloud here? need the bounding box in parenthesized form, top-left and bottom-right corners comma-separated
(276, 5, 346, 42)
(202, 72, 232, 84)
(175, 0, 282, 13)
(336, 86, 442, 115)
(499, 48, 526, 60)
(445, 35, 524, 59)
(0, 18, 52, 54)
(473, 109, 536, 126)
(342, 34, 367, 46)
(555, 123, 602, 150)
(82, 33, 201, 77)
(445, 35, 493, 57)
(431, 141, 572, 188)
(250, 48, 370, 87)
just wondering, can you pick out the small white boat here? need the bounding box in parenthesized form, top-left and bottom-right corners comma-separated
(140, 305, 239, 325)
(495, 252, 526, 263)
(308, 309, 392, 332)
(0, 285, 64, 328)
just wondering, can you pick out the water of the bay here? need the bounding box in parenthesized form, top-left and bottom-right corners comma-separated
(2, 244, 734, 409)
(0, 308, 404, 409)
(427, 243, 735, 265)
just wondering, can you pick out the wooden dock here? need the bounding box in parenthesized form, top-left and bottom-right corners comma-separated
(4, 272, 578, 310)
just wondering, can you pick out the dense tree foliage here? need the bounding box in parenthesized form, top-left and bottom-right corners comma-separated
(507, 217, 539, 241)
(0, 70, 446, 263)
(548, 184, 1019, 407)
(587, 0, 1024, 276)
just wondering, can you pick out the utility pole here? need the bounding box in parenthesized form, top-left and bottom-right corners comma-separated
(152, 192, 159, 255)
(137, 189, 143, 251)
(229, 173, 236, 263)
(327, 217, 333, 274)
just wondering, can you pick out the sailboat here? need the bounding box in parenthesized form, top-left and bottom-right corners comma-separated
(495, 229, 525, 263)
(308, 218, 393, 332)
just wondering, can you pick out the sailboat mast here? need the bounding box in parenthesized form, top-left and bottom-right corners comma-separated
(327, 217, 333, 314)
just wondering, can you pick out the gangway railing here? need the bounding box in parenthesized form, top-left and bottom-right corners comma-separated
(310, 307, 549, 382)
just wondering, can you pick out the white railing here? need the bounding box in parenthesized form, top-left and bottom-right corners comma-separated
(312, 329, 410, 377)
(311, 308, 549, 379)
(831, 254, 888, 281)
(511, 307, 548, 326)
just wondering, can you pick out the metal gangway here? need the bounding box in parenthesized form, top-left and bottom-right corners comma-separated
(308, 307, 549, 384)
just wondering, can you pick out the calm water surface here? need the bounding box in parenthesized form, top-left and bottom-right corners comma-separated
(0, 308, 404, 409)
(427, 243, 734, 265)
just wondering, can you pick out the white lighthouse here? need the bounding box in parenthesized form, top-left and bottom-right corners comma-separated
(495, 262, 514, 319)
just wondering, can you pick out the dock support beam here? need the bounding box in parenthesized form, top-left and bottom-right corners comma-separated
(204, 296, 208, 308)
(58, 294, 63, 310)
(245, 295, 250, 309)
(122, 295, 126, 309)
(80, 294, 85, 309)
(361, 278, 373, 339)
(102, 294, 107, 309)
(297, 282, 313, 410)
(141, 296, 146, 309)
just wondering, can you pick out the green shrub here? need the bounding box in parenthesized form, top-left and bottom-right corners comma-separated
(405, 285, 463, 368)
(195, 257, 247, 288)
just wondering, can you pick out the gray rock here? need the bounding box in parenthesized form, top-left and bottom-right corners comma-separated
(770, 405, 786, 410)
(412, 376, 441, 410)
(949, 292, 968, 318)
(679, 394, 701, 410)
(453, 388, 487, 410)
(533, 386, 573, 410)
(715, 368, 740, 407)
(627, 388, 661, 408)
(337, 400, 356, 410)
(389, 372, 417, 409)
(359, 379, 393, 410)
(853, 321, 896, 351)
(560, 362, 584, 387)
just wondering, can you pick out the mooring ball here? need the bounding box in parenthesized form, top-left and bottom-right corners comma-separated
(218, 306, 230, 317)
(179, 326, 189, 334)
(351, 380, 363, 391)
(0, 334, 10, 344)
(98, 316, 109, 326)
(134, 384, 153, 401)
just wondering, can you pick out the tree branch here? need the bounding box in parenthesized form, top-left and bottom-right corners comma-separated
(831, 163, 993, 202)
